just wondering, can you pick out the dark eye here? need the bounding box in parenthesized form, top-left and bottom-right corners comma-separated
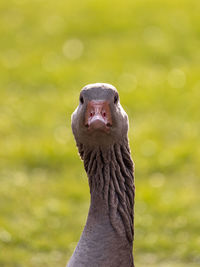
(114, 94, 119, 104)
(80, 95, 84, 104)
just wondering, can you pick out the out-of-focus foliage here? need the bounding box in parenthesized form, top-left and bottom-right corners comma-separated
(0, 0, 200, 266)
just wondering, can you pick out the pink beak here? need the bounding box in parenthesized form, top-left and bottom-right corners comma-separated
(85, 100, 112, 133)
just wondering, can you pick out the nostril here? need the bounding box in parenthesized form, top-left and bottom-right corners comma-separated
(90, 112, 93, 117)
(102, 112, 106, 117)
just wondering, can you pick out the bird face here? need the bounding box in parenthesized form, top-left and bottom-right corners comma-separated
(71, 83, 129, 147)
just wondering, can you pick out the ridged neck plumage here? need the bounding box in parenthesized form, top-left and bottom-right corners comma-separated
(77, 139, 135, 244)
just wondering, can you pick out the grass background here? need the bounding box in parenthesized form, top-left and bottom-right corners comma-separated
(0, 0, 200, 266)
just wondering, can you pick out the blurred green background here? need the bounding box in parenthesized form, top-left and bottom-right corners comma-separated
(0, 0, 200, 266)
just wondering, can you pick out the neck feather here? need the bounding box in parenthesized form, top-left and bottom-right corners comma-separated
(77, 140, 135, 244)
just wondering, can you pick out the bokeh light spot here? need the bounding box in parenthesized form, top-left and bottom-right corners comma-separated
(149, 172, 165, 188)
(62, 39, 84, 60)
(0, 229, 12, 243)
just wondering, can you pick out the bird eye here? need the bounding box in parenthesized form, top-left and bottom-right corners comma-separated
(80, 95, 84, 104)
(114, 94, 119, 104)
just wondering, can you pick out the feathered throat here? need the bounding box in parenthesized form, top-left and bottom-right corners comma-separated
(77, 141, 135, 244)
